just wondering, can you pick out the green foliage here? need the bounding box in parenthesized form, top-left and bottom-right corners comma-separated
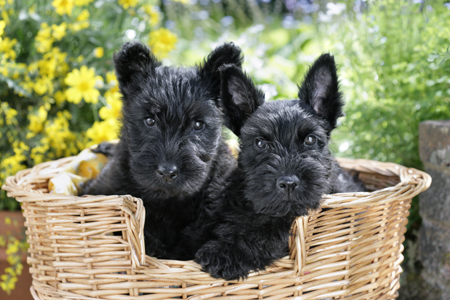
(323, 0, 450, 169)
(428, 46, 450, 64)
(316, 2, 450, 274)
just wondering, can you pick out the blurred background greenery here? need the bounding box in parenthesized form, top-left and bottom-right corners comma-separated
(1, 0, 449, 296)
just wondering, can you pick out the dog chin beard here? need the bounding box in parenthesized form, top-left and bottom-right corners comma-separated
(254, 202, 292, 217)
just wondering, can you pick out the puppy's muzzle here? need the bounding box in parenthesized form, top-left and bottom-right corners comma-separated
(277, 175, 300, 194)
(157, 164, 179, 182)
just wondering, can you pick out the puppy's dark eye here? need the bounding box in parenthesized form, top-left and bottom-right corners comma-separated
(193, 121, 205, 131)
(255, 138, 267, 149)
(144, 117, 155, 127)
(304, 135, 317, 146)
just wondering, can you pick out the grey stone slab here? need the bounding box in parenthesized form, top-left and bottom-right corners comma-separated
(419, 120, 450, 166)
(418, 119, 450, 299)
(419, 166, 450, 223)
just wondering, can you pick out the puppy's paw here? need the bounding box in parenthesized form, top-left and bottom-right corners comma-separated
(195, 241, 252, 281)
(92, 142, 116, 157)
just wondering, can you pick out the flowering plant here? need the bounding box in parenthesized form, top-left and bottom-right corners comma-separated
(0, 216, 27, 295)
(0, 0, 177, 211)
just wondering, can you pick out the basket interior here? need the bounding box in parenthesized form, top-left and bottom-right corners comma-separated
(343, 168, 400, 192)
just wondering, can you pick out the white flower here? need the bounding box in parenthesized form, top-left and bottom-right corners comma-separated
(326, 2, 346, 15)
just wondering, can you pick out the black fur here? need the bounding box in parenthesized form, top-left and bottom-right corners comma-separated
(81, 41, 242, 259)
(191, 54, 365, 280)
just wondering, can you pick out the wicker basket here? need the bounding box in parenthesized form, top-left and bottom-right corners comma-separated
(2, 157, 431, 300)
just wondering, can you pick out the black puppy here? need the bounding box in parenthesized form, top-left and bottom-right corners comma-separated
(82, 41, 242, 259)
(193, 54, 365, 280)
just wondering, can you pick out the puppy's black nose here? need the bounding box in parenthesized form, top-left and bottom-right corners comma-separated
(157, 165, 179, 182)
(277, 175, 300, 193)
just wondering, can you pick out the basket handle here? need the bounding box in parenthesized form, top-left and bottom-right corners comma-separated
(120, 195, 148, 268)
(122, 195, 170, 270)
(289, 215, 310, 276)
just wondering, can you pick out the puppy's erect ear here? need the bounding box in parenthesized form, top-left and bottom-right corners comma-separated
(114, 41, 161, 97)
(219, 64, 265, 136)
(197, 42, 243, 100)
(298, 53, 344, 130)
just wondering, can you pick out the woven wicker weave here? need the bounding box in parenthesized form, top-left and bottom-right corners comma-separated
(2, 157, 431, 300)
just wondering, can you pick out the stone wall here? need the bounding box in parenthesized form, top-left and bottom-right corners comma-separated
(418, 120, 450, 299)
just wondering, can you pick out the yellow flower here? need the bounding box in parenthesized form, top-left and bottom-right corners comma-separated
(6, 241, 18, 255)
(33, 76, 54, 95)
(31, 142, 50, 164)
(74, 0, 93, 6)
(0, 20, 5, 36)
(118, 0, 138, 9)
(95, 77, 104, 89)
(64, 66, 101, 104)
(38, 58, 57, 78)
(54, 90, 66, 105)
(19, 141, 30, 152)
(172, 0, 190, 3)
(51, 23, 67, 40)
(28, 4, 37, 14)
(47, 47, 68, 64)
(5, 267, 15, 276)
(86, 119, 120, 146)
(143, 5, 160, 27)
(16, 263, 23, 276)
(39, 48, 69, 77)
(106, 71, 117, 85)
(100, 91, 122, 120)
(70, 21, 89, 32)
(104, 71, 121, 99)
(0, 273, 18, 295)
(28, 106, 48, 133)
(35, 23, 54, 53)
(76, 9, 90, 21)
(33, 78, 47, 95)
(6, 254, 20, 266)
(5, 217, 11, 225)
(42, 111, 78, 157)
(35, 55, 65, 81)
(27, 61, 38, 73)
(0, 0, 13, 7)
(70, 11, 90, 32)
(1, 9, 10, 25)
(0, 37, 17, 60)
(93, 47, 104, 58)
(2, 152, 27, 177)
(5, 107, 17, 126)
(0, 58, 7, 76)
(52, 0, 74, 16)
(149, 28, 177, 58)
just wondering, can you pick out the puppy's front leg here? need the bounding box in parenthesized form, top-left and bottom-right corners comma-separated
(195, 240, 261, 281)
(195, 217, 291, 281)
